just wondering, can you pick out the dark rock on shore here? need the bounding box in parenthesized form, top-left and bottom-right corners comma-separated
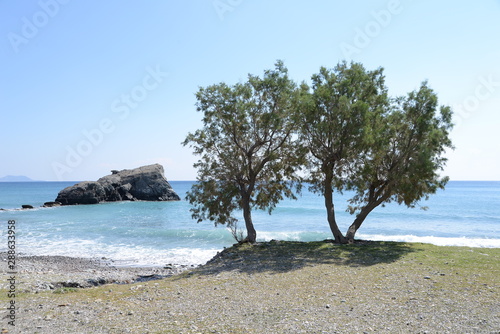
(43, 201, 62, 208)
(22, 204, 34, 209)
(55, 164, 180, 205)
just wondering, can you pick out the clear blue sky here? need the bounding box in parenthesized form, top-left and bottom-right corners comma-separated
(1, 0, 499, 181)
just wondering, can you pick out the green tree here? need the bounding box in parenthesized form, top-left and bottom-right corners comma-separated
(298, 62, 388, 243)
(183, 61, 304, 243)
(343, 81, 454, 240)
(299, 62, 453, 242)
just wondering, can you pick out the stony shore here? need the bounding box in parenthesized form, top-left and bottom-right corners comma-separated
(1, 241, 499, 333)
(1, 253, 193, 293)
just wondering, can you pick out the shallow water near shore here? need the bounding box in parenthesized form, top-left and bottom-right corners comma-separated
(0, 181, 499, 266)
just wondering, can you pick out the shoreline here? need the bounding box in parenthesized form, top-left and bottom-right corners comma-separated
(2, 239, 499, 293)
(1, 252, 195, 293)
(2, 240, 499, 333)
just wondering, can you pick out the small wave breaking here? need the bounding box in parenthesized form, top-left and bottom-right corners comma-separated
(357, 233, 500, 248)
(255, 231, 500, 248)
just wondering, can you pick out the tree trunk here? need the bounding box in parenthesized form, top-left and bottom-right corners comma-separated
(345, 203, 377, 241)
(324, 176, 346, 243)
(241, 193, 257, 243)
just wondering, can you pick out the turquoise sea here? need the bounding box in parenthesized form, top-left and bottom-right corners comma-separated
(0, 181, 499, 267)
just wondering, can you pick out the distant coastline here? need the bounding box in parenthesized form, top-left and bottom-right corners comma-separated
(0, 175, 38, 182)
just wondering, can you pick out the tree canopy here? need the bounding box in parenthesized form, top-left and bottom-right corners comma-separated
(185, 60, 453, 244)
(183, 61, 304, 243)
(297, 62, 389, 242)
(298, 62, 453, 242)
(343, 81, 453, 240)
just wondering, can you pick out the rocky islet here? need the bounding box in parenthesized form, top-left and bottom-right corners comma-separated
(6, 164, 180, 209)
(54, 164, 180, 205)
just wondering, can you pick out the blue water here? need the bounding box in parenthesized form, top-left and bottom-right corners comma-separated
(0, 181, 499, 266)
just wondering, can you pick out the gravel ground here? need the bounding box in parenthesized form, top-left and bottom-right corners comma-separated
(1, 241, 499, 333)
(1, 253, 193, 292)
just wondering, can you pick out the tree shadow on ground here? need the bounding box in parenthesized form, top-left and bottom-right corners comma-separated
(188, 240, 419, 277)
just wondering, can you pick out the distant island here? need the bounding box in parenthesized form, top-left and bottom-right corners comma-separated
(0, 175, 37, 182)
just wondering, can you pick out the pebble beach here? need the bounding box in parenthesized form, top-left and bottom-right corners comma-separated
(2, 241, 499, 333)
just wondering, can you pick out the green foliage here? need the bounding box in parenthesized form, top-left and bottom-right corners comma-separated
(297, 61, 454, 240)
(185, 60, 454, 242)
(183, 61, 304, 242)
(299, 61, 389, 193)
(346, 81, 454, 214)
(296, 61, 390, 242)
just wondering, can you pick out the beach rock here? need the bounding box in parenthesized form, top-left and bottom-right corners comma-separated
(43, 201, 62, 208)
(55, 181, 106, 205)
(22, 204, 34, 209)
(55, 164, 180, 205)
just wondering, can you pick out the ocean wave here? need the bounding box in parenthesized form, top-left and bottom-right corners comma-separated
(357, 233, 500, 248)
(257, 230, 330, 242)
(10, 238, 221, 267)
(0, 206, 46, 212)
(256, 231, 500, 248)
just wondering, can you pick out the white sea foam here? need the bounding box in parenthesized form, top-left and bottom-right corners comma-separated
(257, 230, 330, 242)
(257, 231, 303, 241)
(241, 230, 500, 248)
(357, 233, 500, 248)
(15, 238, 220, 267)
